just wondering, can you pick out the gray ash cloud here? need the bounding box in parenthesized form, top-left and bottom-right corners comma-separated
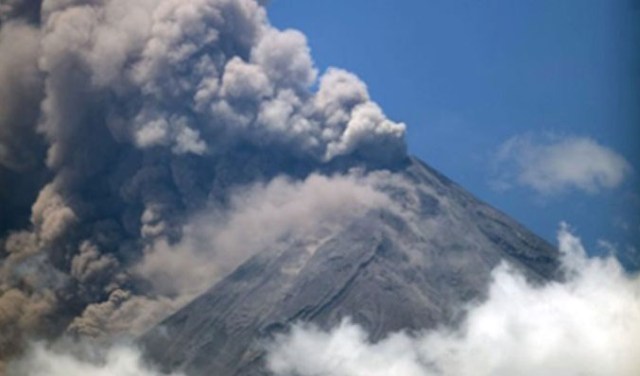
(0, 0, 406, 367)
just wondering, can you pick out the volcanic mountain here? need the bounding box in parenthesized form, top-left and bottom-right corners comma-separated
(140, 156, 559, 375)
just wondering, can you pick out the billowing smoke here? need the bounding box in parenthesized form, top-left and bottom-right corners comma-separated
(266, 224, 640, 376)
(0, 0, 406, 368)
(67, 172, 392, 339)
(135, 173, 390, 297)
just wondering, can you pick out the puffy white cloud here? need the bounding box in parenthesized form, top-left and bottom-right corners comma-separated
(494, 134, 632, 195)
(266, 224, 640, 376)
(9, 342, 183, 376)
(268, 320, 427, 376)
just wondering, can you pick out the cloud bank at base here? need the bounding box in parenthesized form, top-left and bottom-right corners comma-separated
(266, 224, 640, 376)
(13, 224, 638, 376)
(9, 342, 183, 376)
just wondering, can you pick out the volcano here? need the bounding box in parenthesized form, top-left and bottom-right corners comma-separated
(140, 156, 559, 375)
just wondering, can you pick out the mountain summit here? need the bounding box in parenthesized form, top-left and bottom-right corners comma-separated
(141, 157, 559, 375)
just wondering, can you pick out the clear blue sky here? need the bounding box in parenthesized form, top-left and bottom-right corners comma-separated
(268, 0, 640, 266)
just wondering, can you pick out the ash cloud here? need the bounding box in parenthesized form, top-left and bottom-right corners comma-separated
(67, 172, 391, 339)
(266, 224, 640, 376)
(0, 19, 47, 233)
(0, 0, 406, 367)
(135, 173, 391, 298)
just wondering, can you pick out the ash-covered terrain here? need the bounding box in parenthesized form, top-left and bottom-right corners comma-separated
(141, 157, 559, 375)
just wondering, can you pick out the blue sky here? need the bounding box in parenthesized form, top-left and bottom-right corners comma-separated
(268, 0, 640, 266)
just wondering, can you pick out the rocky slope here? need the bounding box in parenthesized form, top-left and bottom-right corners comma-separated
(141, 157, 559, 375)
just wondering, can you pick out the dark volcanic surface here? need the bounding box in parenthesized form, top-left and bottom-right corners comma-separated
(140, 157, 559, 375)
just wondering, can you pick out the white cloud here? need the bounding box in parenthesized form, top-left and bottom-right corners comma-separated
(494, 134, 632, 195)
(266, 224, 640, 376)
(9, 342, 183, 376)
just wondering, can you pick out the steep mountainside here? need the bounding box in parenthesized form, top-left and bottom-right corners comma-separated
(141, 157, 559, 375)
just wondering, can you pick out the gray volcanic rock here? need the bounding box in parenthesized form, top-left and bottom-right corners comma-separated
(140, 157, 559, 375)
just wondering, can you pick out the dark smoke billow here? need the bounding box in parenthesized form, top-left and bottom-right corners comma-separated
(0, 0, 406, 368)
(0, 0, 42, 24)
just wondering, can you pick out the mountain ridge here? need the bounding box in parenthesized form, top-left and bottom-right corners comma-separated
(140, 156, 559, 375)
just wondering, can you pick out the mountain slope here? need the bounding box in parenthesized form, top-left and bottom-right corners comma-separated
(140, 157, 559, 375)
